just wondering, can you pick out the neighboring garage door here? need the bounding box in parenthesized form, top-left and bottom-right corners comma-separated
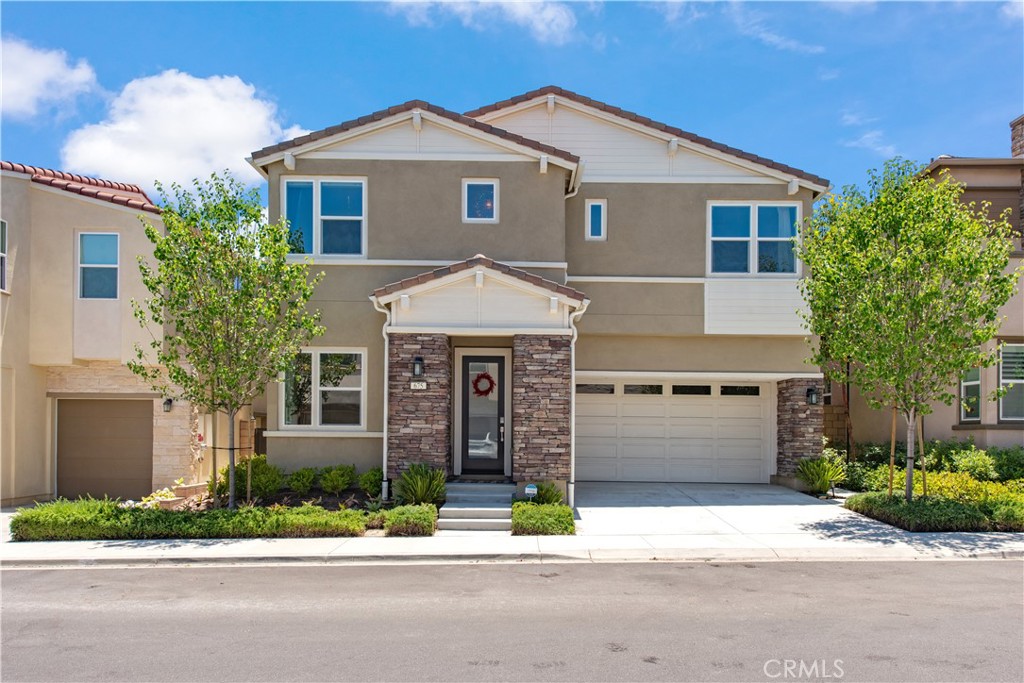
(575, 380, 772, 483)
(57, 399, 154, 500)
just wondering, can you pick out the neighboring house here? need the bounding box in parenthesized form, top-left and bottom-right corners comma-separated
(823, 115, 1024, 451)
(247, 86, 831, 502)
(0, 162, 202, 505)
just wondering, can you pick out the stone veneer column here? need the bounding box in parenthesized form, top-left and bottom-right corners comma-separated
(776, 378, 824, 478)
(387, 333, 451, 479)
(511, 334, 572, 483)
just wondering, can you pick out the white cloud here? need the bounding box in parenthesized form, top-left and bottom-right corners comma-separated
(843, 130, 896, 157)
(1001, 1, 1024, 21)
(823, 1, 877, 15)
(817, 67, 840, 81)
(726, 3, 825, 55)
(61, 70, 307, 192)
(652, 1, 706, 24)
(387, 1, 579, 46)
(1, 36, 97, 119)
(839, 109, 877, 126)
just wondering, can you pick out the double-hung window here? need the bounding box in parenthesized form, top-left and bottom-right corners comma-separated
(79, 233, 118, 299)
(709, 203, 799, 275)
(463, 179, 499, 223)
(585, 199, 607, 240)
(283, 178, 366, 256)
(999, 344, 1024, 421)
(960, 368, 981, 422)
(0, 219, 7, 292)
(282, 349, 366, 429)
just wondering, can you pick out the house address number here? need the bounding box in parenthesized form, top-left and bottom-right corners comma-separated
(410, 381, 427, 390)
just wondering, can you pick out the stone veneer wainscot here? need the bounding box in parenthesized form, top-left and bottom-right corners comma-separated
(511, 334, 572, 483)
(776, 378, 824, 477)
(387, 333, 452, 479)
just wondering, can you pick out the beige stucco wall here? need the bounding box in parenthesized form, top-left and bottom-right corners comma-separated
(576, 282, 703, 335)
(267, 158, 569, 263)
(266, 436, 382, 474)
(565, 183, 815, 277)
(576, 334, 812, 374)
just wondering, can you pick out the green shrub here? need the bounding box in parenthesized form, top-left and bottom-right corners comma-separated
(949, 447, 998, 481)
(358, 467, 384, 498)
(511, 502, 575, 535)
(365, 510, 388, 530)
(384, 504, 437, 536)
(844, 492, 990, 532)
(532, 481, 563, 505)
(394, 463, 446, 506)
(211, 455, 285, 501)
(922, 438, 975, 472)
(287, 467, 317, 496)
(10, 498, 365, 541)
(990, 446, 1024, 481)
(987, 498, 1024, 532)
(320, 464, 357, 495)
(796, 456, 846, 495)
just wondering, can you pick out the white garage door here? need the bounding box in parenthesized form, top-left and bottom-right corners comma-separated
(575, 380, 773, 483)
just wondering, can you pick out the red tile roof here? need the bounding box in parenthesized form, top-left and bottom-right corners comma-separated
(1, 161, 161, 214)
(373, 254, 587, 302)
(250, 100, 579, 165)
(464, 85, 830, 189)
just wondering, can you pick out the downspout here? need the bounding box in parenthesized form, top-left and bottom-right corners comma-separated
(567, 298, 590, 509)
(563, 161, 585, 199)
(371, 296, 392, 500)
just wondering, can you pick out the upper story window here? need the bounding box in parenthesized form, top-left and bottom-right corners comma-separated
(282, 348, 366, 429)
(586, 199, 607, 241)
(79, 233, 118, 299)
(463, 179, 499, 223)
(0, 219, 7, 292)
(708, 203, 800, 275)
(283, 177, 366, 256)
(960, 367, 981, 422)
(999, 344, 1024, 421)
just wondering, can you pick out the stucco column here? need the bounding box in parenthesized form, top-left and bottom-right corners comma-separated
(511, 334, 572, 484)
(386, 333, 452, 479)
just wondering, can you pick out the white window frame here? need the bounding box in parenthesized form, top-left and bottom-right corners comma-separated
(999, 343, 1024, 422)
(462, 178, 499, 224)
(78, 232, 119, 300)
(585, 199, 607, 241)
(280, 176, 368, 258)
(706, 201, 802, 277)
(0, 219, 7, 293)
(280, 347, 368, 431)
(960, 368, 981, 422)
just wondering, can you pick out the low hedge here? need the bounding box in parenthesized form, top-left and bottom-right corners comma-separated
(9, 498, 366, 542)
(511, 502, 575, 535)
(845, 492, 991, 532)
(384, 504, 437, 536)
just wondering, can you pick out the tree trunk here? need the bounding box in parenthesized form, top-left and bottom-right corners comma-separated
(228, 410, 237, 510)
(210, 411, 219, 509)
(246, 414, 253, 504)
(888, 408, 897, 496)
(904, 407, 916, 502)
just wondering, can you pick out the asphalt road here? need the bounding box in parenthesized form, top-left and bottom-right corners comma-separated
(2, 560, 1021, 682)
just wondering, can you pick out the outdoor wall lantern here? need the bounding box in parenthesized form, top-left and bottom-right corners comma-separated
(412, 357, 425, 377)
(806, 387, 819, 406)
(163, 398, 174, 413)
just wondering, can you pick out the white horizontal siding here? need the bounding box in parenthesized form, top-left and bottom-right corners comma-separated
(391, 275, 568, 329)
(318, 120, 530, 159)
(704, 279, 806, 335)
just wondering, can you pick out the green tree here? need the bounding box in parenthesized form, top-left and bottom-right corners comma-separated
(129, 172, 324, 508)
(799, 158, 1021, 501)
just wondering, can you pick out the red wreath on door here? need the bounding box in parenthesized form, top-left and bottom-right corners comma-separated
(472, 372, 496, 397)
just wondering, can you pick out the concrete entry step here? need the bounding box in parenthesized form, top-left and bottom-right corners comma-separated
(439, 503, 512, 520)
(447, 482, 516, 494)
(445, 482, 516, 507)
(437, 518, 512, 531)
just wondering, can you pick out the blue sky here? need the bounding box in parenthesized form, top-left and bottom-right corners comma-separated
(2, 1, 1022, 199)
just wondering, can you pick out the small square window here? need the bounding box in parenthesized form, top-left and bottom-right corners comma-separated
(463, 179, 499, 223)
(585, 199, 607, 241)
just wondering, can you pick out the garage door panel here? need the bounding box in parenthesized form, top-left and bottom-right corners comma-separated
(576, 382, 772, 484)
(57, 400, 153, 500)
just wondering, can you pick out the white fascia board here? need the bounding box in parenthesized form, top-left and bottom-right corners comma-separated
(264, 431, 385, 439)
(566, 276, 705, 284)
(476, 96, 828, 194)
(286, 256, 568, 269)
(375, 266, 584, 307)
(386, 326, 573, 336)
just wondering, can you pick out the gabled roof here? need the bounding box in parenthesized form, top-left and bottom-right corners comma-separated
(1, 161, 161, 214)
(464, 85, 830, 189)
(250, 100, 579, 166)
(372, 254, 586, 304)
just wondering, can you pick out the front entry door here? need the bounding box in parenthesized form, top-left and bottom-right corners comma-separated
(461, 355, 506, 474)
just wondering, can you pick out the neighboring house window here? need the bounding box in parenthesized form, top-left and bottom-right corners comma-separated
(709, 203, 799, 275)
(463, 179, 499, 223)
(0, 219, 7, 292)
(999, 344, 1024, 421)
(585, 199, 607, 241)
(282, 178, 366, 256)
(79, 233, 118, 299)
(960, 368, 981, 422)
(282, 349, 365, 428)
(823, 382, 833, 406)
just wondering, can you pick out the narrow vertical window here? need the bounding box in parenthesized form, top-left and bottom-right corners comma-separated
(1000, 344, 1024, 421)
(960, 368, 981, 422)
(585, 199, 607, 241)
(79, 233, 118, 299)
(284, 181, 313, 254)
(0, 220, 7, 292)
(463, 179, 499, 223)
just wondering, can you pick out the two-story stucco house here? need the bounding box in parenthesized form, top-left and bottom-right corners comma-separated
(247, 86, 831, 504)
(0, 162, 200, 505)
